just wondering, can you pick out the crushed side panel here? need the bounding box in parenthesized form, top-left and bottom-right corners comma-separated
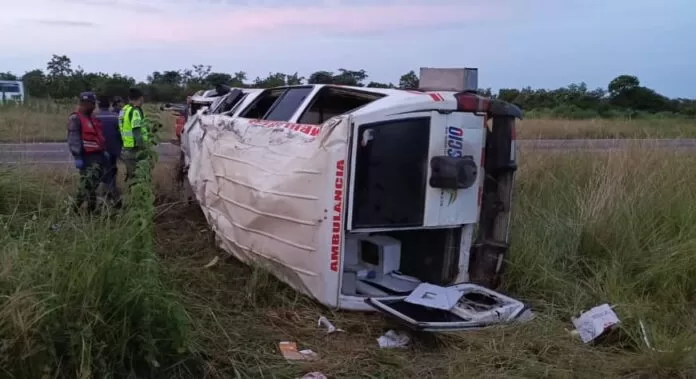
(183, 115, 350, 307)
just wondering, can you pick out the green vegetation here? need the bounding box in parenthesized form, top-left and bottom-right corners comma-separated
(2, 149, 695, 377)
(3, 98, 696, 142)
(2, 54, 695, 142)
(0, 100, 174, 143)
(1, 54, 695, 120)
(0, 137, 196, 377)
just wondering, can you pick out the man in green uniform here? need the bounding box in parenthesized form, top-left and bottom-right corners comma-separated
(118, 88, 149, 184)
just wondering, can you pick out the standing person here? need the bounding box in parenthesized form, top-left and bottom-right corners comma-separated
(67, 92, 108, 214)
(112, 96, 123, 113)
(96, 95, 122, 207)
(119, 88, 150, 184)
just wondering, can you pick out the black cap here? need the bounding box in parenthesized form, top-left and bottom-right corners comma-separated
(128, 88, 143, 100)
(79, 91, 97, 103)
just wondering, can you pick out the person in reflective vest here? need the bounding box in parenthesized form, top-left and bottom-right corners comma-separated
(119, 88, 149, 183)
(66, 92, 108, 213)
(96, 95, 122, 207)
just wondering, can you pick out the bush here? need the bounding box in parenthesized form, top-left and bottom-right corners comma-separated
(0, 140, 197, 378)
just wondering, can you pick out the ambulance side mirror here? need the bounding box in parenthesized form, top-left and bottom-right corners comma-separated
(429, 156, 477, 189)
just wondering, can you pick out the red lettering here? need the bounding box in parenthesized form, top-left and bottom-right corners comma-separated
(248, 119, 324, 138)
(329, 160, 345, 272)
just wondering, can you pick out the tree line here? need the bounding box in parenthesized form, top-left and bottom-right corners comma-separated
(2, 54, 695, 119)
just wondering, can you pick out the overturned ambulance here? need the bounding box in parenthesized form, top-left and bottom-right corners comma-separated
(162, 84, 257, 145)
(181, 68, 529, 330)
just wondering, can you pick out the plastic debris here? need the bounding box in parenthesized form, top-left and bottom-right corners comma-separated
(571, 303, 620, 344)
(301, 372, 328, 379)
(377, 330, 410, 349)
(405, 283, 463, 310)
(318, 316, 344, 334)
(203, 256, 219, 268)
(278, 341, 318, 361)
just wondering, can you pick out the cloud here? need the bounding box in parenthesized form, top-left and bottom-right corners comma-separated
(61, 0, 163, 13)
(1, 1, 508, 54)
(30, 19, 96, 27)
(127, 3, 508, 43)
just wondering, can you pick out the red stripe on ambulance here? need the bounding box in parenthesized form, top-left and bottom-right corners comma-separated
(429, 93, 444, 101)
(330, 160, 345, 272)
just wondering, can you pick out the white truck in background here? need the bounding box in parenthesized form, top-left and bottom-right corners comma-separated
(0, 80, 25, 104)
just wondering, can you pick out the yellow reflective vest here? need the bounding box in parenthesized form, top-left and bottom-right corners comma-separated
(118, 104, 148, 148)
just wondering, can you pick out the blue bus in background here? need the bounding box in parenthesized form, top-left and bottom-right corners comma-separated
(0, 80, 25, 104)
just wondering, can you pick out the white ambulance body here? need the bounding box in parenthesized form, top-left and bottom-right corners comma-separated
(181, 68, 527, 331)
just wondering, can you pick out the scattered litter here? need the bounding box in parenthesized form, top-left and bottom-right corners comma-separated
(317, 316, 344, 334)
(377, 330, 410, 349)
(300, 372, 328, 379)
(571, 303, 620, 344)
(50, 224, 60, 232)
(405, 283, 463, 310)
(278, 341, 318, 361)
(203, 256, 219, 268)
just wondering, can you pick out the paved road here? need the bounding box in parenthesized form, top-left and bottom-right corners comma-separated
(0, 143, 180, 165)
(2, 139, 696, 165)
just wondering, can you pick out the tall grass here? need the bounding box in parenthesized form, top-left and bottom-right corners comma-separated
(2, 99, 696, 141)
(0, 129, 196, 377)
(517, 117, 696, 139)
(2, 146, 696, 377)
(0, 100, 174, 143)
(507, 148, 696, 374)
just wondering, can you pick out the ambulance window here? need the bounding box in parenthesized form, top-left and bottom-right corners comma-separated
(214, 89, 245, 114)
(298, 87, 384, 125)
(222, 94, 247, 115)
(264, 86, 313, 121)
(240, 88, 285, 119)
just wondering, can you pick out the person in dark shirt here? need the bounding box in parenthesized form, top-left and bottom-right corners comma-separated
(67, 92, 108, 213)
(96, 95, 122, 207)
(112, 96, 123, 113)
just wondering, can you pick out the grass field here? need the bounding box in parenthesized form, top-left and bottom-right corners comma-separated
(2, 147, 695, 378)
(2, 100, 696, 142)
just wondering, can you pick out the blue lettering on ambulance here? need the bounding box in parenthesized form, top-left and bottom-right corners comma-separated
(446, 126, 463, 157)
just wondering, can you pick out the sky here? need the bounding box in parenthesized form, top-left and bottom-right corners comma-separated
(2, 0, 695, 98)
